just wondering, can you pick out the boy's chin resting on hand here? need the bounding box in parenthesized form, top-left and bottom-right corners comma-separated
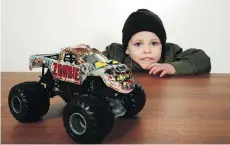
(146, 63, 176, 77)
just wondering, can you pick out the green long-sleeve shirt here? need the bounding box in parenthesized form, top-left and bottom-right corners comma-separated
(102, 42, 211, 75)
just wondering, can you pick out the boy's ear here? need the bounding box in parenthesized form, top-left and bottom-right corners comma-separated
(125, 49, 129, 54)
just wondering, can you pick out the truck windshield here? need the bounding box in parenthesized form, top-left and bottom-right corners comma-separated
(83, 53, 108, 63)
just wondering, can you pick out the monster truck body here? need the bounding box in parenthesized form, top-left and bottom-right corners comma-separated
(29, 44, 135, 94)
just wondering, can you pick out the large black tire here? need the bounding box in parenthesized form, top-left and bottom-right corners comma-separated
(63, 94, 114, 144)
(123, 83, 146, 117)
(8, 81, 50, 123)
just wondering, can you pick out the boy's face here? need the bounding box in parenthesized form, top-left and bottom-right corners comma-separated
(127, 31, 162, 70)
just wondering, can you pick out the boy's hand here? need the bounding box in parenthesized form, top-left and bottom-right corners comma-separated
(147, 63, 176, 77)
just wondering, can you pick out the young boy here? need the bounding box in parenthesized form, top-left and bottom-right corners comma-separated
(102, 9, 211, 77)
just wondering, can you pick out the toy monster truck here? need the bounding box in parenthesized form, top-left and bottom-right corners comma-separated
(8, 44, 146, 144)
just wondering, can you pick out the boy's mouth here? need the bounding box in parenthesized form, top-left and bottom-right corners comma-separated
(141, 57, 154, 61)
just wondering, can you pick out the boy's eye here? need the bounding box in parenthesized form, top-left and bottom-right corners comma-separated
(134, 42, 141, 47)
(151, 42, 158, 46)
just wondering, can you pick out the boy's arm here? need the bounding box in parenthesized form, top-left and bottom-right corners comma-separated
(102, 43, 126, 62)
(167, 44, 211, 75)
(102, 45, 110, 58)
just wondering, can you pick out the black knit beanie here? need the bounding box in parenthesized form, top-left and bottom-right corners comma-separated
(122, 9, 167, 50)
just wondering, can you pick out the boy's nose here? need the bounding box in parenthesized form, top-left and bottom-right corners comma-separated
(143, 46, 151, 54)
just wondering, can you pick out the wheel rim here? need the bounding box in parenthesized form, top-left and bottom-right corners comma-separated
(69, 112, 87, 135)
(11, 96, 22, 114)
